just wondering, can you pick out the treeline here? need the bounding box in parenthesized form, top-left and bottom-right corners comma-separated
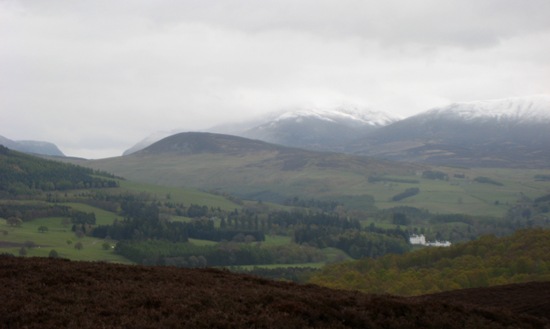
(0, 204, 70, 222)
(368, 175, 419, 184)
(0, 146, 119, 196)
(295, 225, 410, 259)
(422, 170, 448, 180)
(92, 198, 264, 243)
(115, 240, 325, 267)
(474, 176, 503, 186)
(372, 197, 550, 243)
(309, 229, 550, 296)
(0, 203, 95, 225)
(77, 191, 223, 220)
(92, 203, 187, 242)
(391, 187, 420, 201)
(283, 196, 342, 212)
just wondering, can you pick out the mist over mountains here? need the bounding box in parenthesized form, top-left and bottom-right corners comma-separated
(0, 135, 65, 157)
(2, 95, 548, 167)
(238, 107, 400, 153)
(122, 95, 550, 168)
(122, 106, 399, 155)
(350, 95, 550, 167)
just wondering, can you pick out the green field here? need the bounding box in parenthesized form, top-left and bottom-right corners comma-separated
(361, 168, 550, 217)
(116, 180, 242, 211)
(0, 216, 130, 263)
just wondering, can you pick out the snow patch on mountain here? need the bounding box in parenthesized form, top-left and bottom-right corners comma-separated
(271, 106, 401, 126)
(426, 95, 550, 122)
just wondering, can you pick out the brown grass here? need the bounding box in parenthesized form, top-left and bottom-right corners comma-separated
(1, 256, 548, 328)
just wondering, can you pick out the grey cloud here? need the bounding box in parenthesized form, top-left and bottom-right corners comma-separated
(1, 0, 549, 158)
(134, 0, 550, 48)
(14, 0, 550, 48)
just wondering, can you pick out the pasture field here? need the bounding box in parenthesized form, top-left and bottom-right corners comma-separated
(61, 202, 122, 225)
(0, 216, 130, 263)
(360, 167, 550, 217)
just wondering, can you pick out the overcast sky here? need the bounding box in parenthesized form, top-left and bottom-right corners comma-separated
(2, 0, 550, 158)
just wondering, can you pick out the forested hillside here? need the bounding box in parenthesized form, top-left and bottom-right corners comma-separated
(309, 229, 550, 296)
(0, 145, 118, 196)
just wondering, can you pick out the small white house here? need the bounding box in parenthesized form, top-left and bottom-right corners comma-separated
(409, 234, 451, 247)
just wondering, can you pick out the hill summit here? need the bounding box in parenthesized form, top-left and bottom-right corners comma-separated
(136, 132, 290, 156)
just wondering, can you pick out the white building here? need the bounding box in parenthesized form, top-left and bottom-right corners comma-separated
(409, 234, 451, 247)
(409, 234, 426, 245)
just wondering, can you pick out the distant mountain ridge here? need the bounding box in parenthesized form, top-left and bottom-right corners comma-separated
(425, 95, 550, 122)
(123, 106, 400, 155)
(122, 95, 550, 167)
(0, 135, 64, 157)
(350, 95, 550, 168)
(239, 106, 400, 152)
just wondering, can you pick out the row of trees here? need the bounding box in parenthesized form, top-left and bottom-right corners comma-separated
(391, 188, 420, 201)
(295, 226, 410, 259)
(115, 239, 325, 267)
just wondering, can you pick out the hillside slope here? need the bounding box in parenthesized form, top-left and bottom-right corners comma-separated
(310, 229, 550, 296)
(0, 145, 117, 195)
(1, 256, 548, 329)
(84, 132, 420, 204)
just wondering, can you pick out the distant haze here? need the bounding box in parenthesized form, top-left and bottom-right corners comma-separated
(1, 0, 549, 158)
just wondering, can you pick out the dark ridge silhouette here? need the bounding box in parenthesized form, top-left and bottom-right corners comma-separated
(136, 132, 288, 156)
(1, 256, 548, 328)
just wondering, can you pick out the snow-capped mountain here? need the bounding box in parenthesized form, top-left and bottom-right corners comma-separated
(124, 106, 399, 155)
(0, 135, 65, 157)
(423, 95, 550, 122)
(350, 95, 550, 168)
(269, 107, 399, 126)
(123, 96, 550, 167)
(239, 106, 400, 152)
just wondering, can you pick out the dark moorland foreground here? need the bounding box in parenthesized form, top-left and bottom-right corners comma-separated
(1, 257, 549, 329)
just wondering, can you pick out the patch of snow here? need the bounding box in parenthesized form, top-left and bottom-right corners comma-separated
(426, 95, 550, 122)
(272, 106, 401, 126)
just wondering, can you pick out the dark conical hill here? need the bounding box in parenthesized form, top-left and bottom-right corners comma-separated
(137, 132, 288, 156)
